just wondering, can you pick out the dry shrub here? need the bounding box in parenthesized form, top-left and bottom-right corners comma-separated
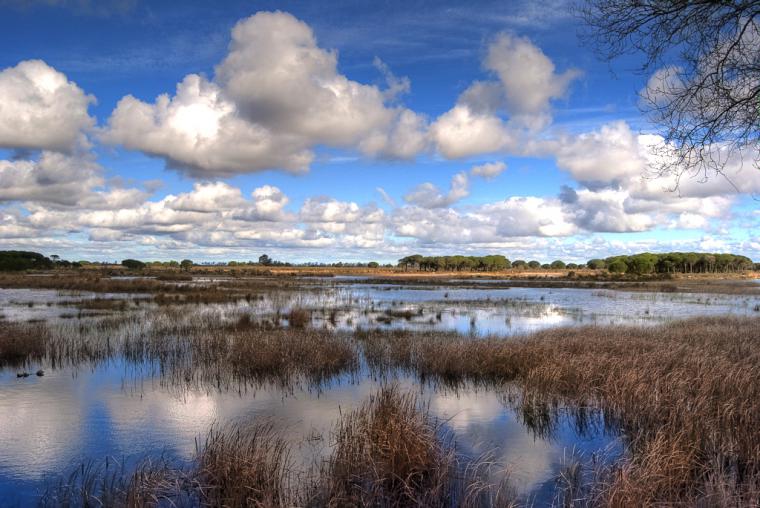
(361, 316, 760, 505)
(317, 385, 456, 506)
(287, 308, 311, 328)
(0, 322, 46, 367)
(197, 423, 291, 507)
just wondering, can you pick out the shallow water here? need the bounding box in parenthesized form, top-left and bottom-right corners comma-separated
(0, 278, 757, 504)
(0, 360, 620, 505)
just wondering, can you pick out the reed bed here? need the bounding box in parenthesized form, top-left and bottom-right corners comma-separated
(315, 385, 455, 505)
(38, 309, 360, 389)
(41, 387, 514, 507)
(359, 316, 760, 505)
(196, 423, 292, 507)
(6, 303, 760, 505)
(0, 321, 46, 367)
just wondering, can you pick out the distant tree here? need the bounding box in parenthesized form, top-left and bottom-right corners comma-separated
(367, 261, 380, 268)
(121, 259, 146, 270)
(607, 259, 628, 274)
(627, 253, 658, 275)
(259, 254, 272, 266)
(580, 1, 760, 187)
(0, 251, 53, 271)
(550, 260, 567, 269)
(541, 263, 551, 269)
(566, 263, 579, 269)
(180, 259, 194, 272)
(528, 260, 541, 269)
(587, 258, 606, 270)
(398, 255, 423, 271)
(512, 259, 527, 269)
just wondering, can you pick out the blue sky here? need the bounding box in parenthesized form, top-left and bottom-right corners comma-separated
(0, 0, 757, 263)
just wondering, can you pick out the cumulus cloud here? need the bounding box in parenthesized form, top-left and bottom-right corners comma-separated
(103, 11, 427, 176)
(0, 152, 102, 206)
(0, 60, 95, 152)
(392, 195, 575, 244)
(102, 74, 313, 176)
(404, 172, 469, 208)
(470, 161, 507, 179)
(167, 181, 246, 213)
(542, 118, 760, 237)
(560, 186, 653, 233)
(431, 105, 515, 159)
(431, 33, 578, 159)
(551, 121, 649, 186)
(485, 34, 580, 126)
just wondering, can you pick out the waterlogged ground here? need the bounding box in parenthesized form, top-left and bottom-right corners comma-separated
(0, 276, 758, 505)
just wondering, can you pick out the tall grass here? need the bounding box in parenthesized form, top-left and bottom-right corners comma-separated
(315, 385, 455, 506)
(42, 387, 516, 507)
(359, 316, 760, 505)
(0, 322, 46, 367)
(9, 304, 760, 505)
(197, 423, 291, 507)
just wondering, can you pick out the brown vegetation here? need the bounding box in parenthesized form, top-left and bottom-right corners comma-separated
(359, 316, 760, 505)
(41, 387, 514, 507)
(0, 322, 46, 367)
(317, 385, 455, 505)
(8, 301, 760, 505)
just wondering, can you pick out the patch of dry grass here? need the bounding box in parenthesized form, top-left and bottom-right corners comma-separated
(0, 322, 46, 367)
(360, 316, 760, 505)
(196, 423, 291, 507)
(316, 385, 455, 506)
(41, 388, 516, 507)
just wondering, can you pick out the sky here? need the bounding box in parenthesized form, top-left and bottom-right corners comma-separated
(0, 0, 758, 264)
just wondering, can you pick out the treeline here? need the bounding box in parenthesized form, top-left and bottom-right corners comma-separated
(589, 252, 756, 275)
(399, 255, 514, 271)
(398, 252, 758, 274)
(0, 251, 79, 271)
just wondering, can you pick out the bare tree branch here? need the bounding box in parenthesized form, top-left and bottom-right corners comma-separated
(578, 0, 760, 189)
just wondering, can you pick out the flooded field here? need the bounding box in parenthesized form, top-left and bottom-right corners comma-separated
(1, 275, 759, 505)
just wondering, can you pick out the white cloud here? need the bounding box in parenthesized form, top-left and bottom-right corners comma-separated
(392, 196, 575, 243)
(552, 121, 645, 185)
(470, 161, 507, 179)
(485, 33, 580, 126)
(102, 74, 313, 176)
(103, 11, 427, 176)
(431, 33, 578, 159)
(431, 105, 514, 159)
(560, 186, 653, 233)
(0, 60, 95, 152)
(167, 181, 246, 212)
(0, 152, 102, 206)
(404, 171, 470, 208)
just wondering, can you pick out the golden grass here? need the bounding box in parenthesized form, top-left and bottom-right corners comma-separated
(9, 304, 760, 505)
(359, 316, 760, 505)
(0, 321, 46, 367)
(196, 423, 291, 507)
(41, 387, 515, 507)
(316, 385, 455, 506)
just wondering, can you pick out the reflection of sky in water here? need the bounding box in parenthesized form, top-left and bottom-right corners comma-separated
(0, 280, 757, 504)
(0, 363, 620, 505)
(221, 283, 760, 336)
(0, 288, 143, 322)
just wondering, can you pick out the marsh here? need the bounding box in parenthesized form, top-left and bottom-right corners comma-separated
(0, 273, 759, 506)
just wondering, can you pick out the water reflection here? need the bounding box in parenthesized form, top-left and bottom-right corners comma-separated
(0, 278, 755, 504)
(0, 362, 621, 505)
